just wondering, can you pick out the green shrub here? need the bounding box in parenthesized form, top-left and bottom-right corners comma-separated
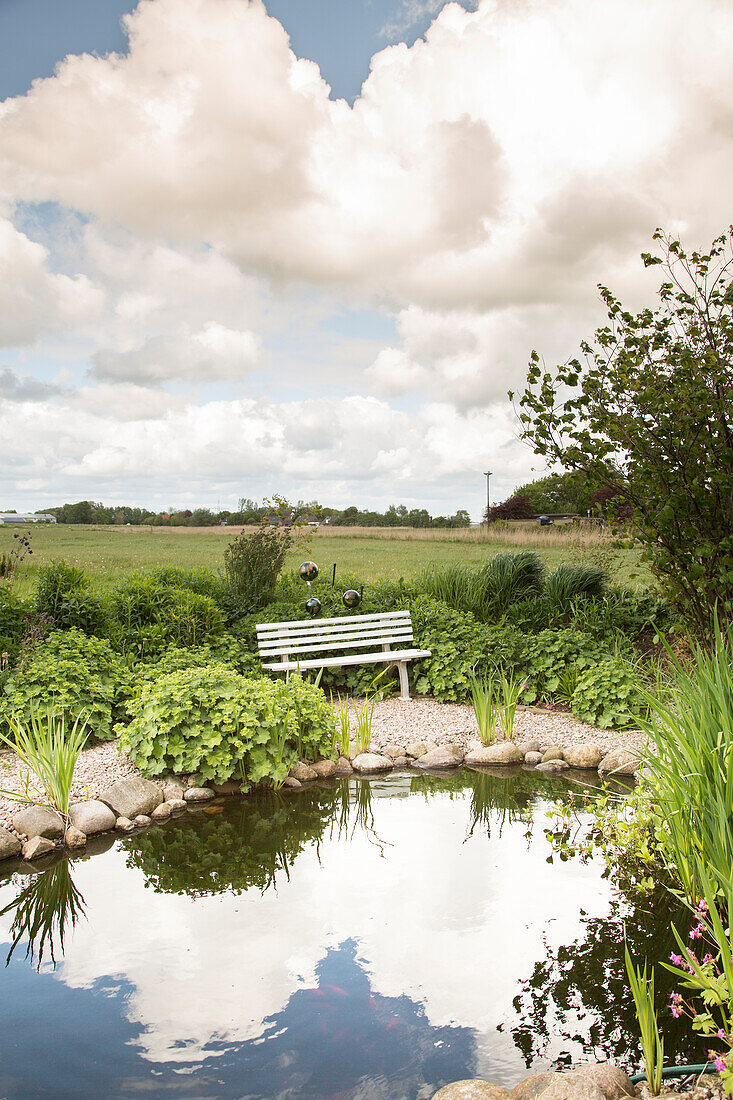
(1, 629, 131, 741)
(571, 655, 646, 728)
(119, 666, 335, 786)
(222, 525, 294, 620)
(0, 588, 33, 658)
(109, 575, 224, 655)
(150, 566, 225, 605)
(34, 561, 109, 634)
(520, 629, 617, 703)
(420, 551, 545, 622)
(545, 563, 606, 608)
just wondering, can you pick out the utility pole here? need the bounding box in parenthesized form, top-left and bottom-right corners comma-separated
(483, 470, 492, 524)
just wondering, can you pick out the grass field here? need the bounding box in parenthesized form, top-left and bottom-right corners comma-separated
(1, 523, 650, 596)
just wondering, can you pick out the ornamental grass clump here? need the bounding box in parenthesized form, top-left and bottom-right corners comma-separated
(496, 672, 522, 740)
(639, 618, 733, 901)
(624, 935, 664, 1096)
(469, 674, 497, 745)
(0, 710, 88, 819)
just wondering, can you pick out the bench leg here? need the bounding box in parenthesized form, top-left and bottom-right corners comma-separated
(397, 661, 410, 701)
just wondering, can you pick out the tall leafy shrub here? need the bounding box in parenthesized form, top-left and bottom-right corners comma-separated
(223, 524, 294, 619)
(1, 629, 131, 740)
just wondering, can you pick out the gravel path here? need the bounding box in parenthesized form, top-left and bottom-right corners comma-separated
(0, 699, 645, 838)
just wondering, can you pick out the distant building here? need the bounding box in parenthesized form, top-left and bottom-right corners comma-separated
(0, 513, 56, 524)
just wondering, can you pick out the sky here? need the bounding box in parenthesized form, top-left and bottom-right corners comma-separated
(0, 0, 732, 518)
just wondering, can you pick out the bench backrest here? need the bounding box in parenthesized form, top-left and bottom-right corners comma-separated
(256, 610, 414, 662)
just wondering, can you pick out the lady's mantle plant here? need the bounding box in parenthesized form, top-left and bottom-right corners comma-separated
(119, 666, 335, 788)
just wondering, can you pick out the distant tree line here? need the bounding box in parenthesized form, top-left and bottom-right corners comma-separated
(485, 472, 633, 523)
(37, 499, 472, 528)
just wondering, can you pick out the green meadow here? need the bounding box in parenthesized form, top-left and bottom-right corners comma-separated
(1, 523, 650, 595)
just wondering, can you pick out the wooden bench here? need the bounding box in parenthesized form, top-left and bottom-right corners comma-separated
(256, 610, 431, 700)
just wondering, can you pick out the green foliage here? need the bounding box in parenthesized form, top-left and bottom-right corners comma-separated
(517, 228, 733, 637)
(624, 937, 664, 1094)
(640, 619, 733, 901)
(512, 470, 592, 514)
(150, 565, 225, 605)
(571, 655, 646, 729)
(120, 666, 335, 787)
(0, 710, 89, 817)
(469, 674, 498, 744)
(421, 551, 545, 622)
(544, 563, 606, 608)
(222, 524, 295, 619)
(1, 629, 131, 741)
(0, 587, 33, 659)
(34, 561, 109, 634)
(109, 574, 224, 655)
(520, 628, 615, 704)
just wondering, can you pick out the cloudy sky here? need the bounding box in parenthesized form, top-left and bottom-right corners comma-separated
(1, 0, 731, 517)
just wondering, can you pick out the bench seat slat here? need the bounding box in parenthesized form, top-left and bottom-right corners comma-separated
(262, 647, 432, 672)
(259, 626, 412, 649)
(259, 633, 414, 658)
(257, 610, 410, 633)
(258, 624, 412, 646)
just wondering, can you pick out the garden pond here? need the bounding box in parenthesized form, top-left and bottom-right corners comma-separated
(0, 768, 704, 1099)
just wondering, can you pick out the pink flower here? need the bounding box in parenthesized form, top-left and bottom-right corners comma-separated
(670, 953, 683, 965)
(714, 1057, 727, 1073)
(671, 1006, 682, 1018)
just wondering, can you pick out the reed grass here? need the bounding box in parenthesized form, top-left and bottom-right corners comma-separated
(351, 696, 374, 755)
(624, 935, 664, 1095)
(496, 673, 522, 740)
(0, 710, 89, 819)
(640, 617, 733, 901)
(421, 550, 546, 621)
(470, 674, 498, 745)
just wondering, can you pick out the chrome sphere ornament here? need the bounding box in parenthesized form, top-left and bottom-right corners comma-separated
(342, 588, 362, 610)
(299, 561, 319, 583)
(305, 597, 322, 616)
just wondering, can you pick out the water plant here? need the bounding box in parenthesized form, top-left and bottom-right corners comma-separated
(624, 935, 664, 1095)
(0, 858, 87, 968)
(0, 710, 89, 818)
(351, 695, 374, 754)
(496, 672, 522, 739)
(639, 617, 733, 901)
(469, 673, 497, 744)
(331, 694, 350, 756)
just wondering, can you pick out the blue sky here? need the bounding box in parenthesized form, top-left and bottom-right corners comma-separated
(0, 0, 730, 515)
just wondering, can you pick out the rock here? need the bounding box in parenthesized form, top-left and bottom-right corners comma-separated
(563, 744, 603, 770)
(541, 747, 564, 762)
(414, 745, 465, 769)
(0, 826, 21, 861)
(524, 751, 543, 765)
(13, 805, 64, 840)
(163, 783, 185, 801)
(134, 815, 151, 827)
(517, 739, 541, 755)
(151, 802, 172, 821)
(100, 777, 163, 818)
(64, 825, 87, 849)
(211, 779, 242, 795)
(334, 756, 354, 776)
(21, 835, 55, 860)
(289, 761, 318, 782)
(464, 742, 524, 767)
(535, 1075, 606, 1100)
(166, 798, 187, 812)
(382, 743, 404, 759)
(598, 748, 641, 777)
(536, 759, 569, 772)
(423, 741, 439, 754)
(115, 816, 135, 833)
(283, 777, 302, 789)
(566, 1065, 635, 1100)
(512, 1074, 560, 1100)
(184, 787, 215, 803)
(393, 755, 411, 766)
(352, 752, 394, 773)
(68, 800, 117, 836)
(405, 740, 429, 759)
(432, 1083, 513, 1100)
(311, 759, 337, 779)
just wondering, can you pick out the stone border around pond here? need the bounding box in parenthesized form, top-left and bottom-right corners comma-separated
(0, 731, 641, 866)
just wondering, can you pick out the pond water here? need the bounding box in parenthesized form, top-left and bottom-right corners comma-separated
(0, 768, 702, 1100)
